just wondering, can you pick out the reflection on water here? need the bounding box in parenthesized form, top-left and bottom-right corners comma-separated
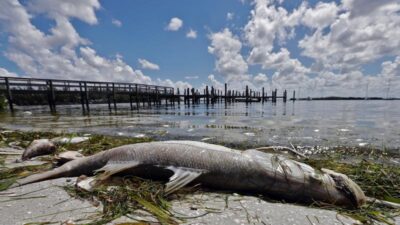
(0, 100, 399, 150)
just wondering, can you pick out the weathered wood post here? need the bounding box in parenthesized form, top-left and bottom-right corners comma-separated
(224, 83, 227, 103)
(186, 88, 190, 105)
(184, 89, 186, 104)
(191, 88, 195, 104)
(129, 84, 133, 110)
(283, 89, 287, 102)
(262, 87, 265, 103)
(106, 83, 111, 111)
(4, 77, 14, 112)
(135, 84, 139, 109)
(206, 86, 210, 105)
(84, 82, 89, 111)
(211, 86, 215, 103)
(79, 82, 86, 111)
(146, 86, 150, 107)
(177, 88, 180, 105)
(154, 87, 158, 106)
(46, 80, 56, 112)
(292, 90, 296, 101)
(112, 83, 117, 110)
(273, 89, 277, 102)
(164, 87, 168, 105)
(245, 85, 249, 102)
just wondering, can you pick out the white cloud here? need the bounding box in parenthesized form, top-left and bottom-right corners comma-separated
(302, 2, 338, 29)
(138, 58, 160, 70)
(111, 18, 122, 27)
(27, 0, 100, 25)
(166, 17, 183, 31)
(207, 74, 224, 90)
(299, 0, 400, 72)
(0, 68, 18, 77)
(253, 73, 268, 83)
(208, 28, 249, 86)
(156, 78, 192, 91)
(186, 29, 197, 39)
(184, 75, 199, 80)
(226, 12, 234, 20)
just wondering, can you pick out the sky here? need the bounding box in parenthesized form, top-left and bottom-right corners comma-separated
(0, 0, 399, 97)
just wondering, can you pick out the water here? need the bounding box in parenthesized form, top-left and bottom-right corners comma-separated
(0, 100, 399, 151)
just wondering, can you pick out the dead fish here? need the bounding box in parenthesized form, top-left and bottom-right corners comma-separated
(51, 137, 89, 145)
(13, 141, 366, 208)
(21, 139, 56, 161)
(54, 151, 84, 165)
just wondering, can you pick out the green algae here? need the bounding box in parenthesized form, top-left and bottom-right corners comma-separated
(64, 177, 180, 225)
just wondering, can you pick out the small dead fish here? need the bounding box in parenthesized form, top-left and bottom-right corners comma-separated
(51, 137, 89, 145)
(54, 151, 84, 165)
(21, 139, 56, 160)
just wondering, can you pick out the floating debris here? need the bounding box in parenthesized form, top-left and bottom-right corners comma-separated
(22, 111, 32, 116)
(244, 132, 255, 137)
(201, 137, 213, 141)
(358, 143, 368, 147)
(134, 134, 146, 138)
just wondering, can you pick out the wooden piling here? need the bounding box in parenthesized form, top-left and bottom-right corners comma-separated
(79, 82, 86, 111)
(206, 86, 210, 105)
(135, 84, 139, 109)
(245, 85, 249, 102)
(84, 82, 89, 111)
(283, 89, 287, 102)
(164, 87, 168, 105)
(262, 87, 265, 103)
(4, 78, 14, 112)
(224, 83, 227, 102)
(112, 83, 117, 110)
(46, 80, 56, 112)
(292, 90, 296, 101)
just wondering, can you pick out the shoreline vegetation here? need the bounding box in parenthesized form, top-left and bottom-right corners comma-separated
(0, 129, 399, 224)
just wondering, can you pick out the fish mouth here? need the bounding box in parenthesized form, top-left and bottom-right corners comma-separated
(322, 168, 366, 208)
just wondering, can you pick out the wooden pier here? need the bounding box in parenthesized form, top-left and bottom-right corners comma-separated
(0, 76, 294, 112)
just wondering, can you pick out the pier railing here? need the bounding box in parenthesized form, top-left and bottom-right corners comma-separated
(0, 76, 294, 113)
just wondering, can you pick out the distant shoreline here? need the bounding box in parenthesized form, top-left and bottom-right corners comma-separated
(292, 97, 400, 101)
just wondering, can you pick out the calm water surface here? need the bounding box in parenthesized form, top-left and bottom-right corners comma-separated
(0, 100, 399, 151)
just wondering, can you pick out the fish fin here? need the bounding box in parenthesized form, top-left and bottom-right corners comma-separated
(94, 160, 140, 181)
(164, 166, 204, 194)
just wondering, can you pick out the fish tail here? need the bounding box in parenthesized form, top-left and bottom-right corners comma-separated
(12, 153, 107, 188)
(12, 166, 68, 187)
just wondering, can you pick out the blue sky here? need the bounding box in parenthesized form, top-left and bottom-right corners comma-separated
(0, 0, 399, 97)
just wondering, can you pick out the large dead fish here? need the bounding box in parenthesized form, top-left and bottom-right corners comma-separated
(13, 141, 366, 208)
